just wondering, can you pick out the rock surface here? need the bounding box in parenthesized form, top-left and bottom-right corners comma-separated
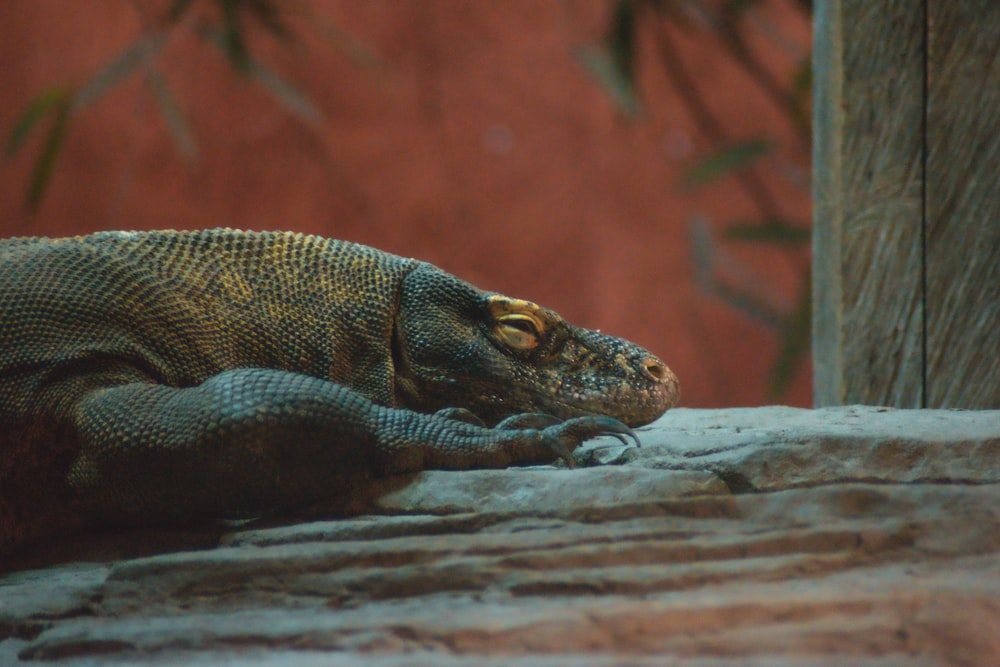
(2, 406, 998, 666)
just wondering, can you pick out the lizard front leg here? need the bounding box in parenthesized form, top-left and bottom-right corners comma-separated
(67, 368, 633, 523)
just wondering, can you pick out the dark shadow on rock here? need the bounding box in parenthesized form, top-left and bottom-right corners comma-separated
(716, 469, 758, 494)
(0, 524, 226, 575)
(1, 475, 425, 574)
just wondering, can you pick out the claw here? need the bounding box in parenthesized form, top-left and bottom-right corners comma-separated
(535, 415, 640, 468)
(539, 433, 578, 468)
(606, 432, 634, 448)
(496, 412, 563, 431)
(545, 416, 640, 448)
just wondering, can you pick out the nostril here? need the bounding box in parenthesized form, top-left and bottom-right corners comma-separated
(642, 357, 668, 382)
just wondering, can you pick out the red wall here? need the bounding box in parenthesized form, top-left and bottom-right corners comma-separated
(0, 1, 812, 407)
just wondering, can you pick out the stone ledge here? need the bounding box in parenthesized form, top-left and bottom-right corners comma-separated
(1, 407, 998, 665)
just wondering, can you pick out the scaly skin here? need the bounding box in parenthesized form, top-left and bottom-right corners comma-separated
(0, 229, 679, 553)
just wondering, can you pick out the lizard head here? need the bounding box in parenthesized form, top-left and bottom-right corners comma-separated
(392, 264, 680, 427)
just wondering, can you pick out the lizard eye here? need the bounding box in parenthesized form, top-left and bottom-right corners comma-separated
(495, 313, 542, 350)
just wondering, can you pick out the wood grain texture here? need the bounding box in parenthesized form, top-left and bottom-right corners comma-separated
(925, 0, 1000, 408)
(813, 0, 926, 407)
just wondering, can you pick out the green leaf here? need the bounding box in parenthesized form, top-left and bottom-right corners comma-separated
(74, 33, 167, 111)
(248, 59, 324, 127)
(689, 218, 784, 329)
(768, 271, 811, 398)
(724, 0, 764, 16)
(164, 0, 194, 24)
(75, 35, 166, 112)
(790, 57, 812, 132)
(646, 0, 692, 27)
(792, 58, 812, 100)
(307, 14, 386, 71)
(26, 93, 72, 212)
(245, 0, 292, 40)
(5, 86, 70, 156)
(724, 219, 811, 245)
(577, 47, 640, 118)
(577, 0, 641, 118)
(683, 139, 772, 187)
(144, 70, 198, 162)
(305, 13, 384, 71)
(609, 0, 637, 84)
(196, 24, 323, 126)
(219, 0, 252, 74)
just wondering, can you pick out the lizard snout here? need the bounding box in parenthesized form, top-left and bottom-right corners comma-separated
(640, 355, 681, 411)
(641, 356, 671, 383)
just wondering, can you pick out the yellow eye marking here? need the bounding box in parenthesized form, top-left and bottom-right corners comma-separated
(487, 296, 547, 351)
(497, 314, 541, 349)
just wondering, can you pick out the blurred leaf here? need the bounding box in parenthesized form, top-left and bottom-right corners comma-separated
(683, 139, 771, 187)
(74, 33, 167, 111)
(724, 0, 764, 16)
(646, 0, 693, 27)
(790, 57, 812, 132)
(577, 0, 641, 118)
(609, 0, 637, 84)
(26, 93, 72, 212)
(248, 59, 324, 127)
(244, 0, 292, 40)
(5, 86, 70, 156)
(145, 70, 198, 162)
(768, 270, 811, 398)
(308, 16, 384, 71)
(689, 217, 784, 329)
(196, 25, 323, 126)
(725, 219, 811, 245)
(792, 57, 812, 97)
(577, 47, 640, 118)
(164, 0, 194, 24)
(219, 0, 252, 74)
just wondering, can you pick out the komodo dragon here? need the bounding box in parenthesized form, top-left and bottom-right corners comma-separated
(0, 229, 679, 554)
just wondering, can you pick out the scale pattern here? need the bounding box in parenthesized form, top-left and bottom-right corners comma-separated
(0, 229, 679, 554)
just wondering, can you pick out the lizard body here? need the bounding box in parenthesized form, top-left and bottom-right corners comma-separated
(0, 229, 678, 553)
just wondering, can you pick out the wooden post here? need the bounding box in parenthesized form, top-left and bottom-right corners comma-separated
(813, 0, 999, 408)
(924, 0, 1000, 407)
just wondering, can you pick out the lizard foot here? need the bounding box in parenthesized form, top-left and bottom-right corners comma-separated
(538, 416, 639, 468)
(439, 410, 564, 432)
(433, 407, 487, 427)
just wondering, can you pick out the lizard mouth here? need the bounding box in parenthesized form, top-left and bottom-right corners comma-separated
(547, 377, 679, 427)
(463, 369, 680, 428)
(542, 355, 681, 427)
